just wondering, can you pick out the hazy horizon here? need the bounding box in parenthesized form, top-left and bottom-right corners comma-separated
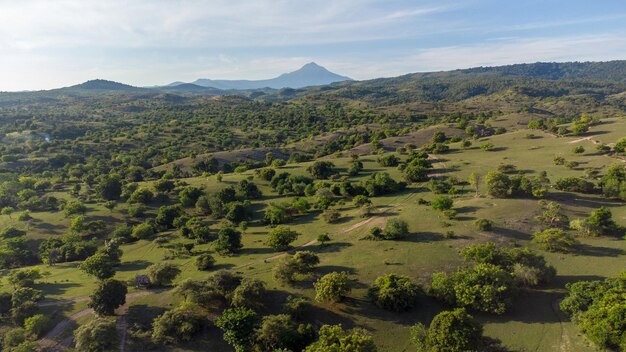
(1, 0, 626, 91)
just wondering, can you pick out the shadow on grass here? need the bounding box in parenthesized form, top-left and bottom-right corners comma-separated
(36, 282, 81, 296)
(493, 227, 530, 241)
(117, 259, 152, 272)
(402, 232, 444, 243)
(576, 243, 624, 257)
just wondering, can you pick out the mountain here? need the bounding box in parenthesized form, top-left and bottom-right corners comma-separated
(173, 62, 352, 90)
(69, 79, 141, 91)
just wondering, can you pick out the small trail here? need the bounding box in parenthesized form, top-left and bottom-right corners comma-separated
(38, 290, 164, 351)
(567, 136, 600, 145)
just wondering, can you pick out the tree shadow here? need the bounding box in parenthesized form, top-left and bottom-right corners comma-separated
(118, 260, 152, 272)
(238, 247, 277, 255)
(36, 281, 82, 296)
(313, 242, 353, 253)
(402, 232, 443, 243)
(456, 206, 481, 214)
(317, 265, 358, 276)
(493, 227, 530, 241)
(576, 243, 624, 257)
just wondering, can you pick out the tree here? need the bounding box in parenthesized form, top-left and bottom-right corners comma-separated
(484, 171, 510, 198)
(89, 279, 127, 316)
(430, 263, 515, 314)
(80, 253, 115, 279)
(95, 174, 122, 201)
(353, 195, 371, 207)
(231, 278, 266, 310)
(146, 263, 181, 287)
(155, 205, 183, 229)
(304, 324, 377, 352)
(431, 196, 453, 211)
(195, 253, 215, 270)
(382, 218, 409, 240)
(469, 172, 480, 196)
(474, 218, 493, 231)
(131, 222, 154, 240)
(2, 206, 14, 219)
(266, 227, 299, 251)
(64, 200, 87, 217)
(532, 228, 579, 253)
(560, 274, 626, 351)
(317, 233, 331, 246)
(255, 314, 314, 352)
(74, 317, 118, 352)
(535, 201, 569, 228)
(151, 303, 206, 344)
(411, 308, 484, 352)
(274, 251, 320, 284)
(236, 179, 262, 199)
(368, 274, 420, 312)
(216, 307, 259, 352)
(24, 314, 50, 337)
(214, 227, 243, 255)
(7, 268, 42, 288)
(307, 161, 337, 179)
(128, 188, 154, 204)
(314, 272, 351, 303)
(179, 186, 204, 207)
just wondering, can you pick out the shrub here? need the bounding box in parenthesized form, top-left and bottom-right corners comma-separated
(382, 218, 409, 240)
(431, 196, 453, 211)
(411, 308, 484, 352)
(74, 317, 118, 352)
(195, 253, 215, 270)
(266, 227, 299, 251)
(131, 222, 155, 240)
(368, 274, 420, 312)
(146, 263, 181, 287)
(214, 227, 243, 254)
(532, 228, 579, 253)
(474, 218, 493, 231)
(152, 303, 206, 344)
(24, 314, 50, 337)
(314, 272, 351, 303)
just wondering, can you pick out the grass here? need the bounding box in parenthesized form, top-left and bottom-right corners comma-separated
(1, 120, 625, 351)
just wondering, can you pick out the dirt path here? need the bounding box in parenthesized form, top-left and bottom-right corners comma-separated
(38, 290, 164, 351)
(567, 136, 600, 145)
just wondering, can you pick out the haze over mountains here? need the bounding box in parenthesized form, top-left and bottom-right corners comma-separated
(168, 62, 352, 90)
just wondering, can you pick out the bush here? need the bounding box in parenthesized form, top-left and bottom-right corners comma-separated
(146, 263, 181, 287)
(431, 196, 453, 211)
(382, 218, 409, 240)
(152, 303, 206, 344)
(216, 307, 259, 352)
(195, 253, 215, 270)
(307, 161, 337, 180)
(411, 308, 484, 352)
(474, 218, 493, 231)
(314, 272, 351, 303)
(532, 228, 579, 253)
(368, 274, 420, 312)
(74, 317, 118, 352)
(322, 208, 341, 223)
(255, 314, 314, 352)
(214, 227, 243, 254)
(89, 279, 127, 316)
(131, 222, 155, 240)
(554, 177, 596, 193)
(24, 314, 50, 337)
(430, 263, 515, 314)
(231, 278, 266, 310)
(266, 227, 299, 251)
(305, 324, 376, 352)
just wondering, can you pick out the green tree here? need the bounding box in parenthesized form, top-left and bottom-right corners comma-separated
(216, 307, 259, 352)
(24, 314, 50, 337)
(255, 314, 314, 352)
(304, 324, 377, 352)
(266, 227, 300, 251)
(95, 174, 122, 201)
(411, 308, 484, 352)
(131, 222, 155, 240)
(314, 272, 352, 303)
(195, 253, 215, 271)
(80, 253, 115, 279)
(532, 228, 579, 253)
(231, 277, 266, 310)
(382, 218, 409, 240)
(89, 279, 127, 316)
(368, 274, 420, 312)
(307, 161, 337, 179)
(74, 317, 118, 352)
(151, 303, 206, 344)
(484, 171, 510, 198)
(146, 263, 181, 287)
(214, 227, 243, 255)
(431, 196, 453, 211)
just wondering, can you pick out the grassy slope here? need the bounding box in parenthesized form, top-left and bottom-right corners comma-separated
(1, 119, 625, 351)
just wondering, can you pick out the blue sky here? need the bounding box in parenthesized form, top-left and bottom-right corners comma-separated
(1, 0, 626, 91)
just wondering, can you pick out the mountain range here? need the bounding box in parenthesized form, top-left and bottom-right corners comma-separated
(168, 62, 352, 90)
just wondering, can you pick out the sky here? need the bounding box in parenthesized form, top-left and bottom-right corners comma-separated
(1, 0, 626, 91)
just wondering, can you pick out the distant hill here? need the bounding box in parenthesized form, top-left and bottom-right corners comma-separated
(69, 79, 141, 91)
(172, 62, 352, 90)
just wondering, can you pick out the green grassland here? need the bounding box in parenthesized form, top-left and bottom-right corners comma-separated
(1, 118, 626, 352)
